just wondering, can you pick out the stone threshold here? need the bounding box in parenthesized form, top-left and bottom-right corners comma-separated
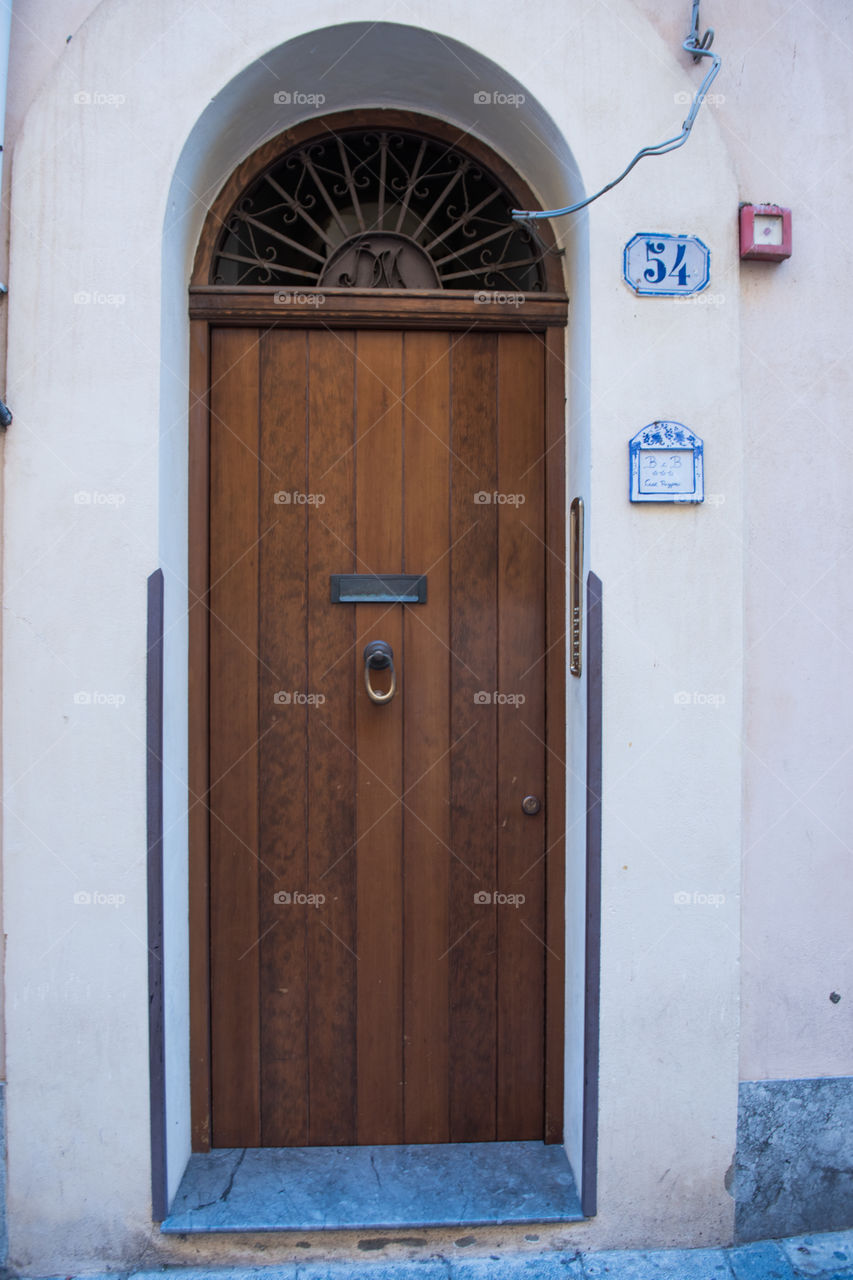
(161, 1140, 583, 1233)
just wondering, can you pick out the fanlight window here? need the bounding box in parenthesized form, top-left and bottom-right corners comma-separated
(212, 128, 547, 292)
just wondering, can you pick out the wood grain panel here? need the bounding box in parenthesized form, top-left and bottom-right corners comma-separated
(201, 322, 563, 1151)
(496, 332, 546, 1139)
(402, 331, 451, 1142)
(307, 330, 358, 1144)
(189, 289, 568, 330)
(354, 331, 405, 1144)
(188, 319, 211, 1151)
(448, 333, 499, 1142)
(257, 330, 310, 1145)
(209, 326, 261, 1147)
(544, 326, 567, 1144)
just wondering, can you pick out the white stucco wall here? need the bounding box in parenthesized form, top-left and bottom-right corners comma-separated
(707, 2, 853, 1083)
(0, 0, 810, 1269)
(633, 0, 853, 1084)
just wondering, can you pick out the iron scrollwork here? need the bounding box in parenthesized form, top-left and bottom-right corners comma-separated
(212, 129, 546, 292)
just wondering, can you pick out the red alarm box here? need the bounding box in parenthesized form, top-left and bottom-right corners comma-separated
(739, 204, 792, 262)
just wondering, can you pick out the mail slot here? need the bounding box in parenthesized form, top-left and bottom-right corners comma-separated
(330, 573, 427, 604)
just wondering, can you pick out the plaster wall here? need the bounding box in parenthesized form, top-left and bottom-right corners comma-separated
(713, 2, 853, 1083)
(570, 0, 853, 1085)
(627, 0, 853, 1083)
(1, 0, 748, 1269)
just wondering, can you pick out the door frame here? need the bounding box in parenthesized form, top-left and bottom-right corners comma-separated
(187, 112, 570, 1152)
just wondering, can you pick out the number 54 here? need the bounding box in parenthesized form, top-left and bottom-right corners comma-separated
(643, 240, 689, 287)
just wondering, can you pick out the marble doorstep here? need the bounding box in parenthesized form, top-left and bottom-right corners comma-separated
(161, 1141, 583, 1233)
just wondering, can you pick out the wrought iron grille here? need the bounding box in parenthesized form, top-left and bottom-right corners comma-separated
(212, 128, 546, 291)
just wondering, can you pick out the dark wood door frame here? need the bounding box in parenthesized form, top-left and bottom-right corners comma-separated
(188, 301, 567, 1151)
(187, 111, 569, 1152)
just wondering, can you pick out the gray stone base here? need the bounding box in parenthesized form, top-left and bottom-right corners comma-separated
(0, 1081, 6, 1267)
(735, 1077, 853, 1243)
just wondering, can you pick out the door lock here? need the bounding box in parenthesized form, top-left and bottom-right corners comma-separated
(521, 794, 542, 815)
(363, 640, 397, 705)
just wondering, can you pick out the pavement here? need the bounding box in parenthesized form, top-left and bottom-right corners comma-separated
(19, 1227, 853, 1280)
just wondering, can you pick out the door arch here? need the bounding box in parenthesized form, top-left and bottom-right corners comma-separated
(188, 111, 569, 1151)
(190, 111, 565, 292)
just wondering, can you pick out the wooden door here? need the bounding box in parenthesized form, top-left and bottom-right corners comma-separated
(207, 325, 555, 1147)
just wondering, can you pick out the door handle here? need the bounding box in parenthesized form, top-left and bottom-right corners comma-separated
(363, 640, 397, 705)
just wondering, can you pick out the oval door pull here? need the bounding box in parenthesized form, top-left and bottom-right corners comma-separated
(363, 640, 397, 705)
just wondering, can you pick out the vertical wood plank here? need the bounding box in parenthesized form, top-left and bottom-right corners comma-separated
(200, 317, 565, 1152)
(544, 326, 567, 1144)
(208, 327, 261, 1147)
(257, 330, 310, 1146)
(496, 332, 546, 1139)
(188, 319, 212, 1151)
(307, 330, 358, 1145)
(355, 330, 405, 1144)
(449, 333, 499, 1142)
(402, 331, 451, 1143)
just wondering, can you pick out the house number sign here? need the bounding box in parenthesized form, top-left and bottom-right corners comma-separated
(629, 422, 704, 504)
(623, 233, 710, 296)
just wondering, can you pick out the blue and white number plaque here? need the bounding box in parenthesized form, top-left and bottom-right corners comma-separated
(623, 233, 710, 296)
(629, 422, 704, 504)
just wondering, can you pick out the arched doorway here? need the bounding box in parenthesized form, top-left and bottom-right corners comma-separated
(187, 111, 569, 1153)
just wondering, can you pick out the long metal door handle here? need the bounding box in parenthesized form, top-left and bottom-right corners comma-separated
(363, 640, 397, 704)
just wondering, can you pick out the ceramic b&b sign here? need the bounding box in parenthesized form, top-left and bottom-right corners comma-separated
(629, 421, 704, 504)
